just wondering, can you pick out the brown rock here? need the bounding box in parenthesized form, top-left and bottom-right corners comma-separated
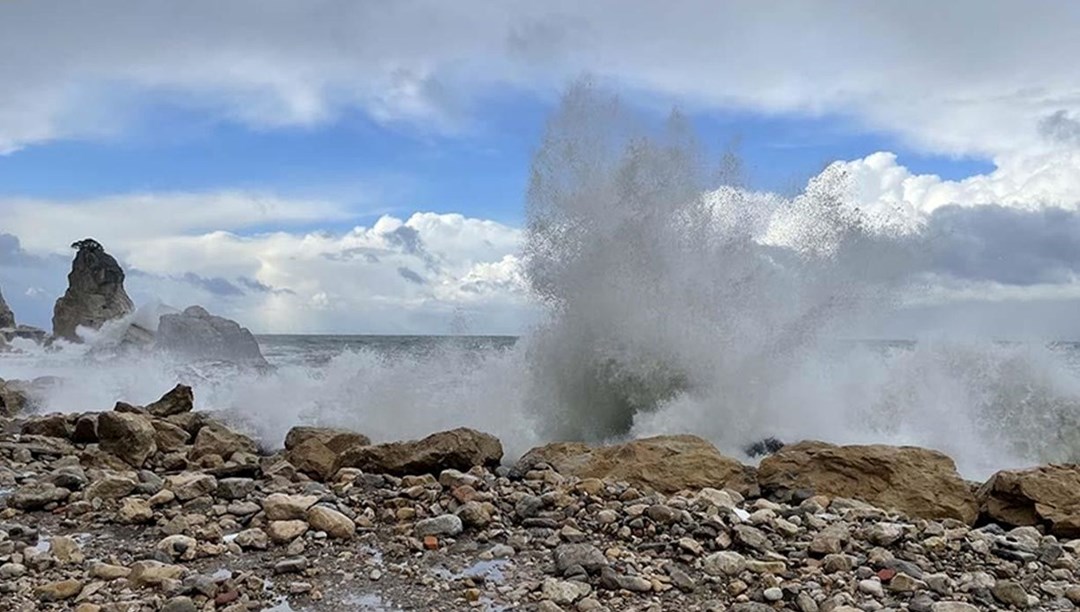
(20, 413, 73, 439)
(306, 505, 355, 539)
(286, 437, 338, 481)
(517, 435, 757, 495)
(146, 384, 195, 418)
(0, 378, 30, 416)
(36, 579, 83, 602)
(758, 441, 978, 524)
(153, 419, 191, 452)
(189, 422, 257, 462)
(978, 464, 1080, 537)
(72, 414, 99, 443)
(97, 411, 157, 467)
(334, 427, 502, 476)
(284, 426, 370, 453)
(267, 520, 309, 543)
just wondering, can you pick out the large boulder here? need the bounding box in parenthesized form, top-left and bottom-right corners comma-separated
(97, 411, 157, 467)
(977, 465, 1080, 537)
(517, 435, 757, 495)
(0, 285, 15, 329)
(283, 427, 370, 481)
(52, 239, 134, 342)
(189, 422, 258, 462)
(0, 378, 30, 417)
(334, 428, 502, 477)
(146, 384, 194, 418)
(156, 306, 267, 366)
(757, 441, 978, 524)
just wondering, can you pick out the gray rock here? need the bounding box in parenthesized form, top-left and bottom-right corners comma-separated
(52, 239, 134, 342)
(9, 482, 70, 510)
(554, 543, 607, 575)
(415, 514, 463, 537)
(216, 478, 255, 500)
(156, 306, 267, 366)
(161, 596, 198, 612)
(0, 285, 14, 329)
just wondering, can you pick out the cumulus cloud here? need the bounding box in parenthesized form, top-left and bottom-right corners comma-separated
(0, 193, 530, 334)
(2, 0, 1080, 164)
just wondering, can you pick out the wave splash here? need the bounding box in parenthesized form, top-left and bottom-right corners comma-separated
(8, 84, 1080, 479)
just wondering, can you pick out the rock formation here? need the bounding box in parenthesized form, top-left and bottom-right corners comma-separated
(978, 465, 1080, 537)
(156, 306, 267, 366)
(334, 428, 503, 477)
(52, 239, 134, 342)
(517, 435, 759, 496)
(757, 440, 979, 524)
(0, 285, 15, 329)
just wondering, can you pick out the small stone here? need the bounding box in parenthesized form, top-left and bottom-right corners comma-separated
(157, 535, 198, 560)
(415, 514, 463, 537)
(703, 551, 746, 576)
(161, 596, 198, 612)
(116, 497, 154, 523)
(215, 478, 255, 500)
(262, 493, 319, 520)
(0, 562, 26, 578)
(166, 472, 218, 501)
(267, 520, 309, 544)
(234, 528, 269, 550)
(90, 562, 131, 580)
(85, 474, 137, 500)
(50, 535, 84, 564)
(732, 525, 771, 551)
(764, 587, 784, 601)
(274, 557, 309, 574)
(554, 544, 608, 575)
(36, 579, 83, 602)
(858, 579, 884, 598)
(991, 581, 1029, 608)
(542, 579, 592, 605)
(129, 560, 186, 587)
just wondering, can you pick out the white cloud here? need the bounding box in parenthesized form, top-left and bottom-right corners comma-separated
(2, 0, 1080, 164)
(0, 192, 530, 334)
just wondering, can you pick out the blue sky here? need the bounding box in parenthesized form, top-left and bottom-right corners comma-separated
(0, 96, 994, 230)
(3, 1, 1080, 336)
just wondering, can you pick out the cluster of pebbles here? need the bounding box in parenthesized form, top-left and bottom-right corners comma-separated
(2, 384, 1080, 611)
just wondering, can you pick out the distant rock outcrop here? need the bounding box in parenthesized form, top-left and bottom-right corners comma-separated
(156, 306, 268, 366)
(52, 239, 134, 342)
(0, 285, 15, 329)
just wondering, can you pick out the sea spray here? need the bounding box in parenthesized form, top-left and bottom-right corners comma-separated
(6, 85, 1080, 479)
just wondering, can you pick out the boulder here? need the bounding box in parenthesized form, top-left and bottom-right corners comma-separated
(152, 419, 191, 452)
(146, 384, 194, 417)
(189, 422, 258, 462)
(0, 285, 14, 329)
(97, 411, 158, 467)
(977, 465, 1080, 537)
(156, 305, 268, 366)
(52, 239, 134, 342)
(758, 441, 978, 524)
(0, 378, 29, 417)
(284, 426, 370, 453)
(9, 482, 71, 510)
(516, 435, 757, 495)
(334, 428, 502, 477)
(20, 413, 73, 439)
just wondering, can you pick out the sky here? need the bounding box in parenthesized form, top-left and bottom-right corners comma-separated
(3, 1, 1080, 335)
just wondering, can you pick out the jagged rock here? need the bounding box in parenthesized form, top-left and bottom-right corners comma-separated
(0, 378, 29, 417)
(978, 465, 1080, 537)
(758, 441, 978, 524)
(156, 305, 268, 366)
(284, 426, 371, 481)
(0, 285, 14, 329)
(97, 411, 158, 467)
(146, 384, 195, 417)
(189, 422, 258, 462)
(20, 413, 73, 439)
(334, 428, 502, 477)
(516, 435, 757, 495)
(9, 482, 71, 510)
(52, 238, 134, 342)
(152, 419, 191, 452)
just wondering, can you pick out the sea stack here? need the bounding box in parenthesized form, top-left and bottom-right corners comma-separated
(156, 305, 269, 366)
(0, 285, 15, 330)
(51, 238, 134, 342)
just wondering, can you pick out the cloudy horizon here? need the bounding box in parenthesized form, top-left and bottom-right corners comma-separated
(4, 1, 1080, 336)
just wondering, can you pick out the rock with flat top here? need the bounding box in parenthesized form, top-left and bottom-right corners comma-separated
(334, 427, 502, 477)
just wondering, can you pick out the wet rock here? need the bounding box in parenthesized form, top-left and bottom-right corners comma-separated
(517, 435, 757, 495)
(157, 305, 268, 366)
(52, 239, 134, 342)
(98, 411, 158, 467)
(335, 427, 502, 476)
(758, 441, 978, 523)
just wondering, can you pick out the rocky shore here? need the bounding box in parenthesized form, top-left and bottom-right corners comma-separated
(3, 382, 1080, 611)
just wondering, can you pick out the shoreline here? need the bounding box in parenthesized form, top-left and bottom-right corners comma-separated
(1, 383, 1079, 611)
